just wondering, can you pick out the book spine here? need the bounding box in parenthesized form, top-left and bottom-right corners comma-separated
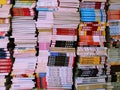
(0, 62, 12, 66)
(52, 28, 77, 35)
(79, 56, 101, 65)
(51, 41, 76, 48)
(42, 76, 47, 89)
(47, 56, 69, 66)
(36, 7, 56, 11)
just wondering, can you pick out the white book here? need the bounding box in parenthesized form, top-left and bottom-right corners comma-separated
(37, 0, 58, 7)
(51, 35, 77, 41)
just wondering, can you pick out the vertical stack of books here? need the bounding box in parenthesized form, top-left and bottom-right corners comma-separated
(75, 0, 111, 90)
(0, 1, 12, 90)
(35, 0, 57, 89)
(107, 0, 120, 48)
(107, 0, 120, 89)
(46, 0, 79, 90)
(10, 0, 37, 90)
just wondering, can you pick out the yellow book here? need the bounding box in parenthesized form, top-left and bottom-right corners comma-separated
(79, 56, 100, 64)
(0, 0, 7, 4)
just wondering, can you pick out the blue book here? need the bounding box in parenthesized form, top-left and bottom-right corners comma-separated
(80, 8, 95, 12)
(0, 36, 5, 39)
(39, 73, 46, 77)
(50, 52, 66, 56)
(62, 84, 72, 89)
(81, 17, 96, 22)
(81, 12, 96, 17)
(36, 7, 56, 11)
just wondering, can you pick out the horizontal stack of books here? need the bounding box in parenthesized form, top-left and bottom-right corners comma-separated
(53, 0, 80, 28)
(10, 0, 37, 90)
(75, 0, 112, 90)
(108, 48, 120, 66)
(0, 4, 12, 49)
(107, 0, 120, 48)
(46, 51, 75, 90)
(46, 0, 79, 90)
(0, 1, 12, 90)
(107, 0, 120, 89)
(35, 0, 57, 89)
(35, 0, 79, 90)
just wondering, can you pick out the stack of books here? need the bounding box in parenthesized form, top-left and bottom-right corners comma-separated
(108, 48, 120, 66)
(78, 21, 106, 47)
(35, 0, 57, 89)
(80, 8, 106, 22)
(0, 4, 12, 49)
(107, 0, 120, 48)
(10, 0, 37, 90)
(11, 1, 36, 48)
(46, 51, 75, 90)
(0, 1, 12, 90)
(75, 0, 111, 90)
(107, 1, 120, 89)
(35, 0, 80, 90)
(46, 0, 79, 90)
(53, 0, 80, 28)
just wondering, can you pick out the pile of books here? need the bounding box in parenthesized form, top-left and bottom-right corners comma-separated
(108, 48, 120, 66)
(75, 0, 111, 90)
(107, 0, 120, 89)
(107, 0, 120, 48)
(0, 1, 12, 90)
(47, 0, 79, 90)
(0, 4, 12, 49)
(53, 0, 80, 28)
(35, 0, 80, 90)
(10, 0, 37, 90)
(35, 0, 57, 89)
(46, 50, 75, 89)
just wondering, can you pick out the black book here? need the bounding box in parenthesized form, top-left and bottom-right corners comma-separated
(47, 56, 69, 66)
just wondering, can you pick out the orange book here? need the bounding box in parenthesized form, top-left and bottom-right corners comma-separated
(111, 35, 120, 39)
(108, 15, 120, 20)
(107, 10, 120, 15)
(79, 56, 101, 64)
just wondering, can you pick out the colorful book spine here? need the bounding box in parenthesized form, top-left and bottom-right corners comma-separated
(75, 0, 110, 90)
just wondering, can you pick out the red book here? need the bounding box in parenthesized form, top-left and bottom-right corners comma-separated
(95, 2, 103, 9)
(82, 26, 100, 31)
(42, 77, 47, 89)
(23, 8, 31, 16)
(0, 69, 11, 73)
(0, 31, 6, 36)
(0, 59, 11, 63)
(80, 22, 105, 27)
(108, 15, 120, 20)
(0, 66, 11, 70)
(36, 76, 40, 90)
(53, 28, 77, 35)
(0, 62, 12, 66)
